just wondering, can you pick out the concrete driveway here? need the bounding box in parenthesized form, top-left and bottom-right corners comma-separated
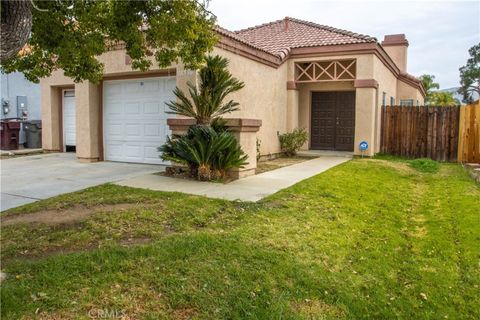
(1, 153, 164, 211)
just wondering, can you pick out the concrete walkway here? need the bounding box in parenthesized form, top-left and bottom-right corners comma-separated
(117, 156, 351, 202)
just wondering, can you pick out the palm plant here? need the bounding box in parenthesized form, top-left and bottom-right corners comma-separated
(159, 126, 248, 181)
(419, 74, 440, 105)
(166, 55, 245, 125)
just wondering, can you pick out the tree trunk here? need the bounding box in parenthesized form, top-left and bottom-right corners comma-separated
(1, 0, 32, 63)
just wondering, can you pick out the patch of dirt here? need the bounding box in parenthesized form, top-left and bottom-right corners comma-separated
(22, 310, 79, 320)
(172, 307, 198, 320)
(1, 203, 139, 227)
(363, 159, 415, 175)
(409, 225, 428, 238)
(157, 167, 234, 183)
(292, 299, 345, 318)
(256, 156, 312, 174)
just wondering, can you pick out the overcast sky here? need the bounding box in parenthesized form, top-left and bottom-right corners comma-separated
(208, 0, 480, 89)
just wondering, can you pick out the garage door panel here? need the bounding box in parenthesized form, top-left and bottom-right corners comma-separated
(63, 94, 76, 146)
(163, 77, 176, 91)
(124, 82, 142, 94)
(144, 143, 164, 164)
(125, 102, 141, 114)
(143, 123, 162, 138)
(103, 76, 175, 164)
(104, 102, 123, 115)
(143, 141, 163, 163)
(105, 142, 123, 159)
(104, 122, 123, 139)
(125, 143, 142, 158)
(143, 80, 160, 92)
(143, 101, 161, 115)
(126, 123, 141, 137)
(104, 83, 122, 96)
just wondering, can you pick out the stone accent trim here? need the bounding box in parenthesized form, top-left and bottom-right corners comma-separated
(354, 79, 379, 89)
(224, 118, 262, 132)
(167, 118, 262, 132)
(286, 81, 298, 90)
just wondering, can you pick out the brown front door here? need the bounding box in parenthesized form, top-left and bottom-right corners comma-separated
(310, 91, 355, 151)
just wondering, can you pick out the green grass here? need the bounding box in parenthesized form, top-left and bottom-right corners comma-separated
(1, 158, 479, 319)
(408, 158, 440, 173)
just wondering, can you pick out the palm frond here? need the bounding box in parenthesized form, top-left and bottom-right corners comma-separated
(166, 54, 245, 124)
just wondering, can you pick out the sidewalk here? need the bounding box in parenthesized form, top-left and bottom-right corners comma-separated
(116, 156, 351, 202)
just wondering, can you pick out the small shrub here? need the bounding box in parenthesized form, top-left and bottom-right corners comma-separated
(278, 128, 308, 157)
(409, 158, 440, 173)
(256, 138, 261, 161)
(159, 125, 248, 181)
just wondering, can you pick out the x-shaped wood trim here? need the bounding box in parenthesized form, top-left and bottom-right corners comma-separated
(295, 59, 356, 82)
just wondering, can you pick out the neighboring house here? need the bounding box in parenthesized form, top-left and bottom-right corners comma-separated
(1, 71, 41, 120)
(40, 17, 425, 163)
(1, 71, 42, 145)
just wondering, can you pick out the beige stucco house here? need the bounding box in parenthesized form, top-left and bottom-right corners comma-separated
(40, 17, 425, 165)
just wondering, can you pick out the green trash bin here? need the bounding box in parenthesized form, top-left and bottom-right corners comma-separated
(24, 120, 42, 149)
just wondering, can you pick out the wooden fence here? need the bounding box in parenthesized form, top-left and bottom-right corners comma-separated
(458, 101, 480, 163)
(381, 105, 460, 161)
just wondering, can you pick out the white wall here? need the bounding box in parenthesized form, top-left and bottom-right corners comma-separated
(1, 71, 41, 120)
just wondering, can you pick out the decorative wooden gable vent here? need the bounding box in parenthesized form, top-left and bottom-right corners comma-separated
(295, 60, 356, 82)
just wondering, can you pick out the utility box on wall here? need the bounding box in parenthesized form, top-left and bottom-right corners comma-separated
(17, 96, 28, 120)
(1, 72, 41, 120)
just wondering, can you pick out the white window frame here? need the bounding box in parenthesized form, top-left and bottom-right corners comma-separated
(400, 99, 414, 106)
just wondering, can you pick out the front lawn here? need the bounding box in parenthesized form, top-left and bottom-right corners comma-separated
(1, 158, 479, 319)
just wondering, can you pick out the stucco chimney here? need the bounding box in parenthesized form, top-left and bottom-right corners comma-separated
(381, 34, 409, 73)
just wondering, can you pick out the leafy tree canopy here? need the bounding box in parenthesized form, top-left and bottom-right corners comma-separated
(1, 0, 217, 83)
(429, 91, 460, 106)
(458, 43, 480, 103)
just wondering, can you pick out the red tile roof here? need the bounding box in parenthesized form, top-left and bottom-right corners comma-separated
(232, 17, 377, 58)
(215, 26, 278, 57)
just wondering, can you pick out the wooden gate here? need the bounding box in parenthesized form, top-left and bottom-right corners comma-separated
(380, 106, 460, 161)
(458, 101, 480, 163)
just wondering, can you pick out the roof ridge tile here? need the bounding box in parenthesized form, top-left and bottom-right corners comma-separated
(233, 18, 285, 34)
(284, 17, 377, 42)
(218, 17, 378, 61)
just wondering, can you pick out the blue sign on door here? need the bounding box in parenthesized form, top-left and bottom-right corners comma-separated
(359, 141, 369, 151)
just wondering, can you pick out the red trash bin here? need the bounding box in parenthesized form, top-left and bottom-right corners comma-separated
(0, 120, 21, 150)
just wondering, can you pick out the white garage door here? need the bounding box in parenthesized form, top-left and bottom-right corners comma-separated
(63, 90, 76, 148)
(103, 76, 176, 164)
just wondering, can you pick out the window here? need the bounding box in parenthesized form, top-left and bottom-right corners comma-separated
(416, 100, 419, 106)
(390, 97, 395, 106)
(382, 92, 387, 106)
(400, 99, 414, 106)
